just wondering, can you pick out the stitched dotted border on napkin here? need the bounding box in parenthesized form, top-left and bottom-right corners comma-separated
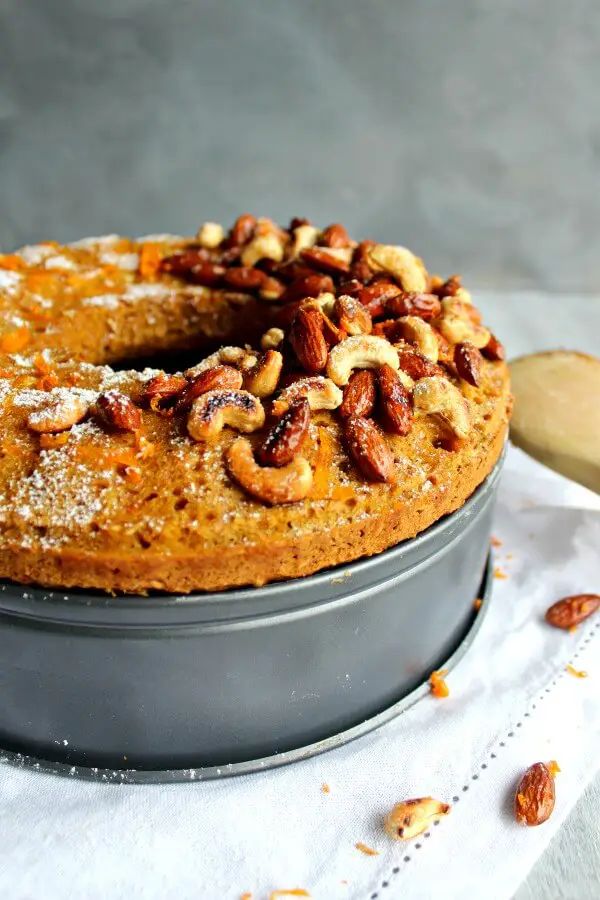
(365, 618, 600, 900)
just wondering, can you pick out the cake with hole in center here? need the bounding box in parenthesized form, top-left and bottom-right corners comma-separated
(0, 216, 511, 593)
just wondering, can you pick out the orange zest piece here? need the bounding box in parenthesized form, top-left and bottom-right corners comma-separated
(311, 427, 335, 499)
(124, 466, 142, 484)
(37, 373, 59, 392)
(566, 665, 588, 678)
(138, 242, 163, 280)
(321, 783, 330, 793)
(269, 891, 310, 899)
(429, 669, 450, 698)
(1, 326, 31, 354)
(474, 597, 483, 611)
(547, 761, 561, 778)
(240, 894, 253, 900)
(331, 484, 355, 501)
(33, 353, 52, 375)
(0, 254, 26, 271)
(355, 842, 379, 856)
(490, 535, 502, 547)
(134, 432, 156, 459)
(493, 566, 507, 580)
(39, 433, 70, 450)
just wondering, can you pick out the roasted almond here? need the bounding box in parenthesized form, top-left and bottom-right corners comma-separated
(95, 390, 141, 432)
(224, 213, 256, 248)
(378, 363, 413, 436)
(160, 248, 210, 278)
(481, 333, 506, 361)
(358, 280, 402, 317)
(257, 398, 310, 467)
(515, 763, 555, 826)
(545, 594, 600, 630)
(281, 272, 335, 305)
(385, 292, 442, 321)
(142, 374, 188, 410)
(289, 306, 328, 373)
(335, 296, 373, 335)
(223, 266, 267, 290)
(345, 415, 395, 482)
(169, 259, 226, 287)
(174, 365, 243, 415)
(340, 370, 377, 419)
(301, 247, 351, 275)
(337, 278, 364, 298)
(397, 344, 442, 380)
(259, 276, 286, 301)
(385, 798, 451, 841)
(454, 341, 484, 387)
(433, 275, 462, 297)
(320, 312, 345, 347)
(321, 223, 351, 248)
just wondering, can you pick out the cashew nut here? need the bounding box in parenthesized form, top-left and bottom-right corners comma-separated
(366, 244, 428, 292)
(413, 376, 471, 439)
(301, 292, 337, 318)
(396, 317, 439, 363)
(28, 390, 91, 433)
(436, 312, 491, 349)
(185, 346, 258, 378)
(241, 232, 285, 267)
(272, 376, 343, 416)
(243, 349, 283, 397)
(326, 335, 399, 386)
(226, 437, 313, 505)
(440, 297, 482, 324)
(187, 390, 265, 441)
(292, 224, 320, 255)
(260, 327, 285, 350)
(196, 221, 224, 249)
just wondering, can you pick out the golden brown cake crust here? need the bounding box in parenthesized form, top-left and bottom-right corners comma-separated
(0, 221, 511, 594)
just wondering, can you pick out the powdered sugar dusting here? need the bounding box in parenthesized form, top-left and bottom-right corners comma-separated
(0, 270, 23, 296)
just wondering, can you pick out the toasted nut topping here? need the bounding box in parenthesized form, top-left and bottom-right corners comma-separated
(223, 266, 267, 290)
(257, 398, 310, 467)
(258, 277, 286, 301)
(385, 798, 451, 841)
(260, 327, 285, 350)
(377, 364, 413, 436)
(28, 392, 90, 434)
(385, 292, 442, 321)
(141, 374, 188, 410)
(282, 273, 335, 307)
(366, 244, 428, 292)
(396, 344, 443, 380)
(241, 232, 285, 267)
(326, 335, 400, 386)
(357, 280, 402, 317)
(301, 246, 352, 274)
(225, 213, 257, 248)
(335, 296, 373, 335)
(226, 437, 313, 504)
(291, 223, 320, 255)
(161, 252, 224, 286)
(243, 349, 283, 397)
(396, 316, 439, 363)
(545, 594, 600, 630)
(339, 369, 377, 419)
(174, 366, 243, 415)
(433, 274, 462, 297)
(440, 297, 482, 325)
(95, 390, 142, 432)
(454, 341, 484, 386)
(196, 221, 224, 249)
(413, 376, 471, 439)
(321, 223, 351, 248)
(345, 415, 395, 483)
(437, 310, 491, 348)
(185, 346, 258, 378)
(290, 306, 328, 374)
(187, 390, 265, 442)
(302, 291, 337, 318)
(272, 376, 343, 416)
(515, 764, 555, 826)
(482, 333, 506, 361)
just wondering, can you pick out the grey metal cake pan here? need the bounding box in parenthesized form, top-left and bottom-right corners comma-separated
(0, 450, 504, 775)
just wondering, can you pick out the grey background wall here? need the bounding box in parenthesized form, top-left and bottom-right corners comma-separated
(0, 0, 598, 291)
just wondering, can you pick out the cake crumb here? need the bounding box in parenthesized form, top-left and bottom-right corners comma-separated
(493, 566, 507, 580)
(321, 783, 330, 793)
(490, 535, 502, 547)
(355, 842, 379, 856)
(474, 597, 483, 610)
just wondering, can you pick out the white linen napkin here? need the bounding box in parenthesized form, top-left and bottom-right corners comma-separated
(2, 445, 599, 900)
